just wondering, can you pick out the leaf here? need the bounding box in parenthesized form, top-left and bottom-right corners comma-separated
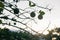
(13, 8, 19, 14)
(38, 15, 43, 20)
(30, 12, 36, 17)
(11, 18, 16, 21)
(9, 22, 11, 25)
(39, 10, 45, 15)
(0, 2, 4, 8)
(0, 12, 2, 14)
(0, 0, 4, 2)
(0, 20, 2, 24)
(13, 0, 19, 3)
(9, 4, 13, 8)
(0, 2, 4, 13)
(29, 1, 36, 7)
(0, 8, 3, 13)
(0, 16, 9, 19)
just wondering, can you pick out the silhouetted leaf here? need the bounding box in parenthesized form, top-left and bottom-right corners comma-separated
(0, 0, 4, 2)
(8, 4, 13, 8)
(0, 16, 9, 19)
(29, 1, 36, 7)
(9, 22, 11, 25)
(13, 0, 19, 3)
(0, 2, 4, 8)
(0, 11, 3, 14)
(11, 18, 16, 21)
(38, 15, 43, 19)
(39, 10, 45, 15)
(0, 20, 2, 24)
(12, 8, 19, 14)
(0, 2, 4, 13)
(30, 12, 36, 17)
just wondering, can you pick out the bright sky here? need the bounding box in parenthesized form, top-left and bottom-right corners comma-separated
(22, 0, 60, 34)
(0, 0, 60, 35)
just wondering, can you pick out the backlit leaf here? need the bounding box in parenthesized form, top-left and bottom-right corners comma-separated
(0, 16, 9, 19)
(0, 0, 4, 2)
(0, 20, 2, 24)
(0, 2, 4, 13)
(29, 1, 36, 7)
(12, 8, 19, 14)
(13, 0, 19, 3)
(0, 2, 4, 8)
(39, 10, 45, 15)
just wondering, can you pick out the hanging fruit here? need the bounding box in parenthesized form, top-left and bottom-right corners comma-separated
(30, 12, 36, 17)
(0, 20, 2, 24)
(38, 15, 43, 20)
(29, 1, 36, 7)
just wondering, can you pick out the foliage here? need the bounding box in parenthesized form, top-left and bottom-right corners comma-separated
(0, 28, 39, 40)
(0, 2, 4, 14)
(44, 28, 60, 40)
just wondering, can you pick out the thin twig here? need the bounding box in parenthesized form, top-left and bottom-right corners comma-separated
(41, 21, 51, 33)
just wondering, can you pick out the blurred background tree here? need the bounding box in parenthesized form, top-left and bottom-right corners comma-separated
(44, 28, 60, 40)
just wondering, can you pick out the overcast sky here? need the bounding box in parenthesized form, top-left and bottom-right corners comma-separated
(30, 0, 60, 34)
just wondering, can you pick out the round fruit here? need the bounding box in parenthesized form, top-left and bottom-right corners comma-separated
(38, 15, 43, 19)
(30, 12, 36, 17)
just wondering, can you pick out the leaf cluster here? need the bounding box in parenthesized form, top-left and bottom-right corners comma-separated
(0, 28, 39, 40)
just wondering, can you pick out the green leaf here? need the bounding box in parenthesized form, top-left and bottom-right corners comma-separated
(0, 20, 2, 24)
(39, 10, 45, 15)
(38, 15, 43, 20)
(0, 2, 4, 8)
(12, 8, 19, 14)
(11, 18, 16, 21)
(29, 1, 36, 7)
(0, 16, 9, 19)
(30, 12, 36, 17)
(0, 2, 4, 13)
